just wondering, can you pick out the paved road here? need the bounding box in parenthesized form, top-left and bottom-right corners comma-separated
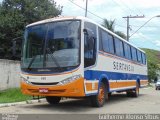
(0, 86, 159, 114)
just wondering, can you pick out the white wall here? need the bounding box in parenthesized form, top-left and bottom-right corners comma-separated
(0, 59, 20, 91)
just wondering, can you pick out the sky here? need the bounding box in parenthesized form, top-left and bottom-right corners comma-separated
(54, 0, 160, 51)
(0, 0, 160, 51)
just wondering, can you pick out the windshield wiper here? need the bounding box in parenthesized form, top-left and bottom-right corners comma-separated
(27, 55, 37, 70)
(46, 48, 61, 69)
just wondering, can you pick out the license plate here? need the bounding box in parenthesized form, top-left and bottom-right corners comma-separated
(39, 88, 48, 93)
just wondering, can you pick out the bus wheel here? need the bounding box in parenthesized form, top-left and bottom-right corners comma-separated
(46, 96, 61, 104)
(126, 82, 139, 97)
(90, 82, 106, 107)
(108, 92, 112, 97)
(126, 91, 132, 97)
(134, 82, 140, 97)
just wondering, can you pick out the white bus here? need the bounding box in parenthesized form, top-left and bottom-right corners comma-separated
(21, 16, 148, 107)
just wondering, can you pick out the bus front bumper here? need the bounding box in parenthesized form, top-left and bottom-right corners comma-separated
(21, 77, 85, 97)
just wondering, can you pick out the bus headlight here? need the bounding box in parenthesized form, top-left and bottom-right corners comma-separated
(58, 75, 81, 85)
(21, 77, 32, 85)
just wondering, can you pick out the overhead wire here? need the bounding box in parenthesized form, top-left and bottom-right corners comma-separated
(67, 0, 159, 39)
(111, 0, 143, 29)
(66, 0, 159, 49)
(119, 0, 144, 15)
(67, 0, 126, 28)
(111, 0, 130, 15)
(111, 0, 148, 31)
(129, 29, 157, 44)
(129, 0, 144, 15)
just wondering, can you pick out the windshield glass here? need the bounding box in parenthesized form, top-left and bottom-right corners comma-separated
(21, 20, 81, 71)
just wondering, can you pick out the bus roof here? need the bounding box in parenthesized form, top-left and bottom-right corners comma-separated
(26, 16, 145, 53)
(26, 16, 79, 27)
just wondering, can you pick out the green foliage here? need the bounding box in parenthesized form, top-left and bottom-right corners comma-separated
(147, 61, 159, 81)
(102, 19, 127, 40)
(0, 88, 31, 103)
(0, 0, 62, 59)
(142, 48, 160, 82)
(142, 48, 160, 64)
(115, 31, 127, 40)
(102, 19, 115, 32)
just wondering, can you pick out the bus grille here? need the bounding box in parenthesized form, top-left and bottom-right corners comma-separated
(31, 82, 58, 86)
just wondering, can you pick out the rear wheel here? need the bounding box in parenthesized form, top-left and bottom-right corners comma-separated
(126, 82, 139, 97)
(90, 82, 107, 107)
(108, 93, 112, 97)
(126, 91, 132, 97)
(46, 96, 61, 104)
(134, 82, 140, 97)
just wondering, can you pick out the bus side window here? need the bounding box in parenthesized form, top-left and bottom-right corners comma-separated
(98, 27, 103, 51)
(142, 53, 146, 64)
(128, 45, 132, 59)
(131, 47, 138, 62)
(115, 37, 124, 57)
(144, 54, 146, 64)
(137, 50, 142, 63)
(84, 22, 97, 68)
(124, 43, 132, 60)
(100, 29, 115, 54)
(108, 34, 115, 54)
(101, 30, 109, 52)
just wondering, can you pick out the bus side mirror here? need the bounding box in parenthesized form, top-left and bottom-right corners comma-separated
(88, 37, 95, 50)
(83, 29, 88, 35)
(83, 28, 95, 51)
(12, 37, 22, 60)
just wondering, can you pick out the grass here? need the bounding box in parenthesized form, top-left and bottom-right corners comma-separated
(142, 48, 160, 64)
(0, 88, 32, 103)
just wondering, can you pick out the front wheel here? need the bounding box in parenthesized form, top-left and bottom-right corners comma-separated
(46, 96, 61, 105)
(90, 82, 106, 107)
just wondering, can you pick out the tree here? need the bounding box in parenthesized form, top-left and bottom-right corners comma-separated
(102, 19, 115, 32)
(0, 0, 62, 59)
(148, 61, 160, 82)
(102, 19, 127, 40)
(115, 31, 127, 40)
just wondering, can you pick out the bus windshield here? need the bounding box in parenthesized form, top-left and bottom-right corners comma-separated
(21, 20, 81, 71)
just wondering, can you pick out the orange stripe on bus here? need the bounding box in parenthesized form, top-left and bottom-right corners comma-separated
(85, 82, 98, 91)
(109, 81, 136, 89)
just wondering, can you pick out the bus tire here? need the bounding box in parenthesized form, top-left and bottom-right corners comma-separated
(126, 91, 132, 97)
(90, 82, 106, 107)
(108, 92, 112, 97)
(127, 82, 139, 97)
(133, 82, 140, 97)
(46, 96, 61, 104)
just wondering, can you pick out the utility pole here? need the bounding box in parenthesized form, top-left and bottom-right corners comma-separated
(123, 15, 145, 41)
(85, 0, 88, 17)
